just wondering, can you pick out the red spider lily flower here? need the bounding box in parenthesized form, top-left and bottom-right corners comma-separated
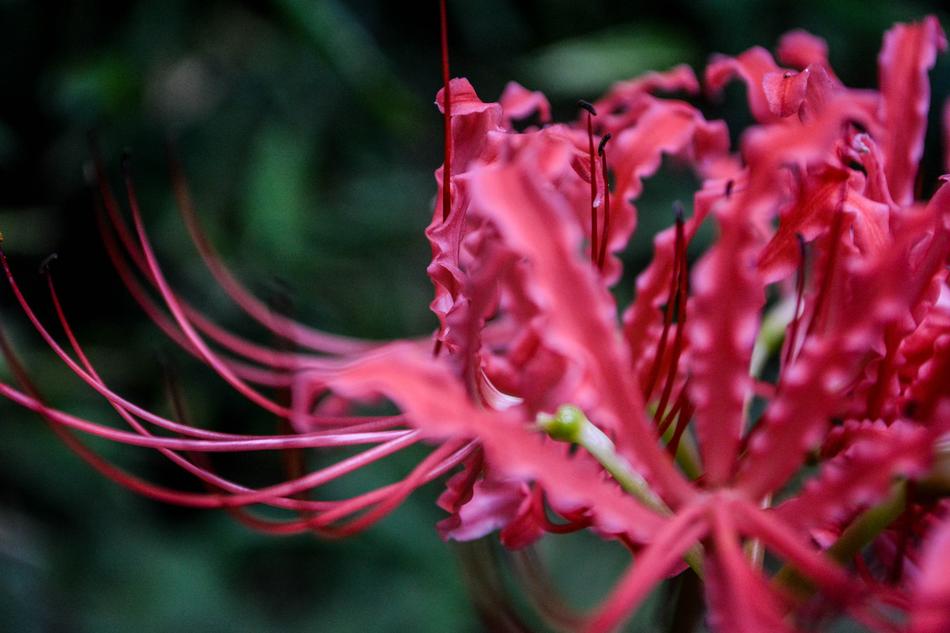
(4, 7, 950, 633)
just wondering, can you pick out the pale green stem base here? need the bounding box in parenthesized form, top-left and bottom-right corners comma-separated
(538, 405, 704, 577)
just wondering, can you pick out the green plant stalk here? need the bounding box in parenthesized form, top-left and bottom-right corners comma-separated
(773, 480, 907, 596)
(538, 405, 704, 578)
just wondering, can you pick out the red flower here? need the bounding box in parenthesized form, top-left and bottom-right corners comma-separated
(3, 10, 950, 633)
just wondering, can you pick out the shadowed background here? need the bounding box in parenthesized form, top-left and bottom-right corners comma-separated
(1, 1, 948, 631)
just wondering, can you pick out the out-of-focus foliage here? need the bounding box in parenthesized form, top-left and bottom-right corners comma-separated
(0, 1, 947, 631)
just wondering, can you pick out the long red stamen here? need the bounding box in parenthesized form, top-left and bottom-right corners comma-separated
(782, 233, 807, 370)
(440, 0, 453, 222)
(0, 381, 414, 452)
(666, 399, 695, 457)
(643, 210, 685, 403)
(596, 133, 613, 270)
(657, 380, 689, 436)
(125, 156, 308, 419)
(165, 147, 373, 356)
(98, 206, 289, 387)
(654, 211, 689, 423)
(8, 245, 472, 534)
(804, 204, 846, 340)
(94, 144, 368, 370)
(579, 100, 599, 262)
(0, 320, 425, 517)
(867, 325, 901, 419)
(96, 206, 334, 387)
(1, 246, 400, 442)
(315, 439, 471, 537)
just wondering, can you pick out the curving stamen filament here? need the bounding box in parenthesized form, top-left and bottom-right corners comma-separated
(596, 133, 612, 271)
(166, 149, 377, 356)
(666, 398, 695, 458)
(0, 381, 412, 451)
(656, 380, 689, 439)
(654, 232, 688, 424)
(96, 203, 335, 386)
(93, 151, 350, 387)
(96, 207, 298, 388)
(92, 145, 371, 358)
(782, 234, 807, 370)
(579, 99, 599, 263)
(1, 249, 477, 534)
(0, 360, 471, 530)
(0, 246, 394, 438)
(439, 0, 453, 223)
(647, 205, 689, 424)
(123, 158, 331, 421)
(643, 210, 685, 403)
(0, 326, 407, 512)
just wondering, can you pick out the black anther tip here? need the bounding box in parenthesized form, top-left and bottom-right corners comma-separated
(577, 100, 597, 116)
(672, 201, 685, 223)
(39, 253, 59, 276)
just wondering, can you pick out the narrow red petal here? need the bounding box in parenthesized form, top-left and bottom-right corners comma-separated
(877, 16, 947, 205)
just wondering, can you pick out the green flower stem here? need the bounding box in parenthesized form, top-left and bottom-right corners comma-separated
(538, 405, 704, 577)
(661, 419, 702, 480)
(744, 494, 771, 569)
(646, 401, 701, 479)
(773, 481, 907, 596)
(745, 298, 795, 567)
(825, 481, 907, 565)
(773, 439, 950, 596)
(749, 295, 794, 380)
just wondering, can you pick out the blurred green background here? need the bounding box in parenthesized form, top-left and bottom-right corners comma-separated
(1, 1, 948, 632)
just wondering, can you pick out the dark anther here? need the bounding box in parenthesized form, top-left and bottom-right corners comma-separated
(597, 133, 612, 156)
(847, 160, 867, 175)
(725, 179, 734, 198)
(847, 118, 869, 134)
(673, 201, 685, 223)
(577, 100, 597, 116)
(38, 253, 59, 276)
(903, 400, 919, 419)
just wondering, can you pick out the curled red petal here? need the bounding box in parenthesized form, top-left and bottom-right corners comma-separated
(777, 421, 933, 534)
(467, 137, 695, 506)
(877, 15, 947, 205)
(909, 512, 950, 633)
(427, 78, 504, 350)
(705, 47, 784, 123)
(499, 81, 551, 126)
(705, 505, 795, 633)
(763, 68, 810, 118)
(329, 343, 669, 542)
(689, 205, 765, 486)
(777, 29, 833, 74)
(584, 500, 709, 633)
(437, 477, 529, 542)
(739, 181, 950, 500)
